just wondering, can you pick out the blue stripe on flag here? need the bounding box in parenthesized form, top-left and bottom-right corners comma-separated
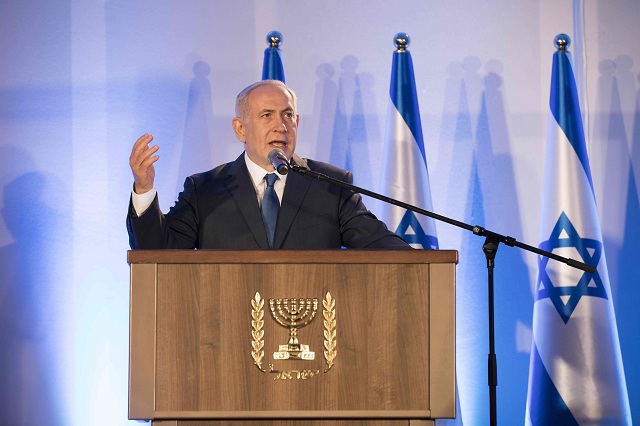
(549, 51, 594, 193)
(390, 51, 426, 165)
(262, 47, 285, 83)
(528, 344, 579, 426)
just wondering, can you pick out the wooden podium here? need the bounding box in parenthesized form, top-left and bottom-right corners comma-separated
(128, 250, 457, 426)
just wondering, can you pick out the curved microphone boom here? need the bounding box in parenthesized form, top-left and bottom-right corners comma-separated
(267, 148, 290, 175)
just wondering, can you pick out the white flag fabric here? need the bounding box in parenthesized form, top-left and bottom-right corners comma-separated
(525, 37, 631, 425)
(380, 40, 438, 250)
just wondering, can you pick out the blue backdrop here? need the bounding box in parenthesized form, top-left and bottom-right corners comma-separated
(0, 1, 638, 424)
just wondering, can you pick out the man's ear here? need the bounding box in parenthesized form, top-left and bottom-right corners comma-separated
(232, 117, 246, 142)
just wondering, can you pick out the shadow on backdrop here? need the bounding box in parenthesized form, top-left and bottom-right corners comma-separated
(459, 139, 490, 425)
(599, 61, 631, 300)
(312, 63, 338, 162)
(347, 71, 374, 188)
(0, 172, 64, 425)
(436, 59, 474, 426)
(441, 57, 486, 425)
(177, 61, 214, 195)
(329, 56, 357, 172)
(105, 71, 186, 215)
(356, 72, 383, 210)
(476, 62, 533, 423)
(443, 58, 534, 424)
(328, 56, 380, 210)
(612, 66, 640, 422)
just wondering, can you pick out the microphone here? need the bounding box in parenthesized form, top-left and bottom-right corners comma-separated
(267, 148, 290, 175)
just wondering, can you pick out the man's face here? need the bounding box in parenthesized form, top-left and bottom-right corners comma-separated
(232, 83, 299, 171)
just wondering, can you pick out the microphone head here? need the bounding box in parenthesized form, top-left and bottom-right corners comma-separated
(267, 148, 290, 175)
(267, 147, 284, 162)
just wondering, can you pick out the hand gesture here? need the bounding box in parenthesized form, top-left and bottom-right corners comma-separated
(129, 133, 159, 194)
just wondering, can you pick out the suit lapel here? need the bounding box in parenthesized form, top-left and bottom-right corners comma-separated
(273, 155, 313, 248)
(225, 154, 270, 249)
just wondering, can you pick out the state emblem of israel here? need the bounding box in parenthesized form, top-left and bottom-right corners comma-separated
(250, 292, 337, 378)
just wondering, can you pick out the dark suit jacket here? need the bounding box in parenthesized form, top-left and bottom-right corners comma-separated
(127, 154, 410, 249)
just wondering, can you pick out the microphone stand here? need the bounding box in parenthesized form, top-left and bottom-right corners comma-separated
(289, 163, 594, 426)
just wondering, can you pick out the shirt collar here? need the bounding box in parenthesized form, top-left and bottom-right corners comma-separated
(244, 151, 289, 187)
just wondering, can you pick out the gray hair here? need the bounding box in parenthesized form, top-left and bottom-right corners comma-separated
(235, 80, 298, 119)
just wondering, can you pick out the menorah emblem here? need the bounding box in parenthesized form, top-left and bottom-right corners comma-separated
(269, 298, 318, 360)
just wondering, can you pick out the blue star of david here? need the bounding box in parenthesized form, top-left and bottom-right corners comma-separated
(395, 210, 439, 249)
(536, 211, 607, 323)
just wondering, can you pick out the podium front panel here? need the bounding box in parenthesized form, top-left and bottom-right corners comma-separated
(128, 250, 456, 421)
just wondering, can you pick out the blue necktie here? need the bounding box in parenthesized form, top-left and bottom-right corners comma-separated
(261, 173, 280, 248)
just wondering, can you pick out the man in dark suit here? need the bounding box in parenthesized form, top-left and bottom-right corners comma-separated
(127, 80, 409, 250)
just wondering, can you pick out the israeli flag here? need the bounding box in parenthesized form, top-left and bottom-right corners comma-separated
(261, 30, 285, 83)
(380, 33, 438, 250)
(525, 35, 631, 425)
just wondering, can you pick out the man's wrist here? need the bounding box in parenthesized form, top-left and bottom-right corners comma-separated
(133, 182, 153, 195)
(131, 186, 157, 216)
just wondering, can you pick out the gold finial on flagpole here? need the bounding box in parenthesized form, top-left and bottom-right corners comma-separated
(267, 30, 283, 48)
(554, 33, 571, 51)
(394, 32, 410, 52)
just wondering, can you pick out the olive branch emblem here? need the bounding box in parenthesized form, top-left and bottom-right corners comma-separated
(251, 292, 266, 372)
(323, 292, 337, 372)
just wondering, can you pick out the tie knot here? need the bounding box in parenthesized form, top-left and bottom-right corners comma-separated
(264, 173, 278, 187)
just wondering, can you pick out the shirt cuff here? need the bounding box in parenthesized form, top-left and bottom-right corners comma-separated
(131, 188, 157, 217)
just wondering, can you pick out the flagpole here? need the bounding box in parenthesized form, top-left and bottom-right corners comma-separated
(524, 34, 631, 425)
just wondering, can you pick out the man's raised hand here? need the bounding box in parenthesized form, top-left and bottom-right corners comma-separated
(129, 133, 159, 194)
